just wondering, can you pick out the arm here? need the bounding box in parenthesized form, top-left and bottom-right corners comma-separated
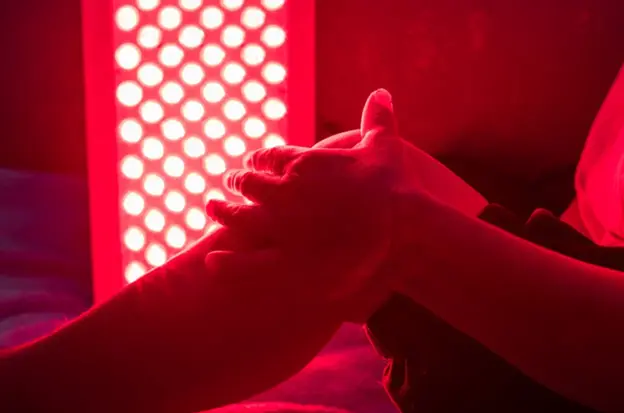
(0, 130, 362, 413)
(396, 141, 488, 218)
(392, 192, 624, 412)
(0, 228, 342, 413)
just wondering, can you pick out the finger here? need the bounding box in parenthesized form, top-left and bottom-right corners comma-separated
(243, 146, 307, 175)
(205, 200, 273, 237)
(360, 89, 398, 144)
(314, 129, 362, 149)
(224, 170, 282, 203)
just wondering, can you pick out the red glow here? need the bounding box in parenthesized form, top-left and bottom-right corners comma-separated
(83, 0, 315, 302)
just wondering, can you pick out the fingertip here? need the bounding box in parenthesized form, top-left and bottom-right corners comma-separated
(223, 169, 247, 195)
(242, 152, 254, 169)
(205, 199, 228, 219)
(372, 88, 393, 111)
(361, 89, 398, 138)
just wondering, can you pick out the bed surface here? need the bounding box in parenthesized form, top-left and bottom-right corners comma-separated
(0, 168, 395, 413)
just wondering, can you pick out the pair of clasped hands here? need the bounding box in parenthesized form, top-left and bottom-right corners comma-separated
(204, 87, 482, 314)
(153, 89, 484, 412)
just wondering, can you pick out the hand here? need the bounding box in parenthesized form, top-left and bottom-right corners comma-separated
(205, 90, 404, 323)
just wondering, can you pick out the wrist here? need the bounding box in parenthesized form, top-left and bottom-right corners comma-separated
(387, 189, 470, 299)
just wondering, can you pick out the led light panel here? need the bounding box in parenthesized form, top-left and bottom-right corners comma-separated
(83, 0, 314, 302)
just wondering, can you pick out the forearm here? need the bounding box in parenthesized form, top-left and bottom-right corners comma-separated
(393, 193, 624, 411)
(399, 143, 488, 217)
(0, 228, 341, 413)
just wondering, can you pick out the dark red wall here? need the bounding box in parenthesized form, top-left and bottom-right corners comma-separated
(0, 0, 86, 175)
(1, 1, 622, 213)
(317, 0, 623, 213)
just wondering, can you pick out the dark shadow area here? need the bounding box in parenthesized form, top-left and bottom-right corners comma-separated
(0, 0, 86, 176)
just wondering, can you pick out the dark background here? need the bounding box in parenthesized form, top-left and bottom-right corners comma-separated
(0, 0, 623, 215)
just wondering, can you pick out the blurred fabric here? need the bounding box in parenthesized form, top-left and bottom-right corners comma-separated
(575, 66, 624, 246)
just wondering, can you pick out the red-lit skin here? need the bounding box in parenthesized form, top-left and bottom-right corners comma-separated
(0, 127, 374, 413)
(210, 90, 624, 412)
(0, 229, 338, 413)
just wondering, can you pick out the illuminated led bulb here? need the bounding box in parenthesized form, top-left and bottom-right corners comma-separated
(261, 0, 285, 10)
(202, 82, 225, 103)
(242, 80, 266, 102)
(137, 0, 160, 11)
(124, 227, 146, 252)
(201, 7, 224, 30)
(146, 244, 167, 267)
(122, 191, 145, 216)
(158, 6, 182, 30)
(205, 189, 226, 202)
(186, 208, 207, 231)
(201, 44, 226, 67)
(141, 137, 165, 160)
(165, 191, 186, 213)
(163, 155, 185, 178)
(145, 209, 166, 232)
(180, 63, 205, 86)
(183, 136, 206, 158)
(180, 0, 202, 11)
(184, 172, 207, 194)
(181, 100, 206, 122)
(204, 154, 227, 175)
(137, 63, 164, 87)
(121, 155, 144, 179)
(143, 174, 166, 196)
(179, 25, 205, 49)
(224, 135, 247, 157)
(139, 100, 164, 124)
(161, 119, 186, 141)
(261, 25, 286, 48)
(221, 25, 245, 48)
(125, 262, 146, 284)
(203, 118, 226, 139)
(264, 133, 286, 148)
(166, 226, 187, 249)
(222, 63, 246, 84)
(262, 98, 286, 120)
(243, 117, 267, 139)
(117, 81, 143, 107)
(222, 0, 243, 10)
(223, 99, 246, 121)
(137, 26, 162, 49)
(160, 81, 185, 104)
(115, 44, 141, 70)
(159, 44, 184, 67)
(116, 6, 139, 31)
(241, 44, 266, 66)
(119, 119, 143, 143)
(241, 7, 266, 29)
(262, 62, 286, 84)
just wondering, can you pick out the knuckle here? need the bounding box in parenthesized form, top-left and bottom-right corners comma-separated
(205, 251, 233, 271)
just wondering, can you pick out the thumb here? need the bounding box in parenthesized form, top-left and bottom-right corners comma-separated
(360, 89, 398, 141)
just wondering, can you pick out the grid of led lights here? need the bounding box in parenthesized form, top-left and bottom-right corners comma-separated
(113, 0, 288, 284)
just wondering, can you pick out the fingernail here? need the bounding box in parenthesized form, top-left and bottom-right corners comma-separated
(373, 89, 393, 111)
